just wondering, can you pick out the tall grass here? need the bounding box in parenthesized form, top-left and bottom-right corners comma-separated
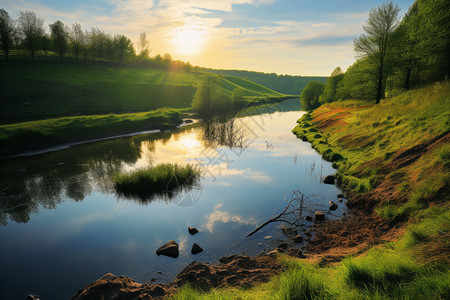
(274, 267, 328, 300)
(113, 163, 201, 200)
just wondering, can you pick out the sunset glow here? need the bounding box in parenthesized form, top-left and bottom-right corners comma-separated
(171, 26, 207, 56)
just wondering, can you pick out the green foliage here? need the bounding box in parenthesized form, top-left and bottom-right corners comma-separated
(113, 163, 201, 200)
(299, 81, 325, 111)
(49, 20, 69, 59)
(192, 74, 233, 118)
(319, 67, 344, 103)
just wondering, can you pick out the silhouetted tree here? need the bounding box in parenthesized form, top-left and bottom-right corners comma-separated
(0, 9, 16, 61)
(192, 74, 232, 118)
(18, 11, 44, 61)
(70, 23, 84, 61)
(354, 1, 400, 103)
(50, 20, 69, 59)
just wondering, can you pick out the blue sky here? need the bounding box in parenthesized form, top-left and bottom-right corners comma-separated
(2, 0, 415, 75)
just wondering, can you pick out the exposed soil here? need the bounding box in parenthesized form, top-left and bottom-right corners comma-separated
(71, 254, 282, 299)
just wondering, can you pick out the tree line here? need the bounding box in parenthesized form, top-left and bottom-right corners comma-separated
(0, 9, 194, 70)
(300, 0, 449, 110)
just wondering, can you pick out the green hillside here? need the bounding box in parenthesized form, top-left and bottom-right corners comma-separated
(0, 63, 285, 124)
(205, 68, 327, 95)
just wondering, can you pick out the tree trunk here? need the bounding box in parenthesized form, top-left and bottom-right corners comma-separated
(376, 68, 383, 104)
(405, 68, 411, 90)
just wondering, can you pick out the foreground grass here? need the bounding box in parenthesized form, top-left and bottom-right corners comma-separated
(0, 108, 183, 158)
(113, 163, 200, 200)
(170, 82, 449, 299)
(0, 62, 285, 124)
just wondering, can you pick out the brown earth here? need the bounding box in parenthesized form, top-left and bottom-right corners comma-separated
(71, 254, 282, 299)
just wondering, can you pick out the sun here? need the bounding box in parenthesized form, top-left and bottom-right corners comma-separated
(171, 26, 206, 56)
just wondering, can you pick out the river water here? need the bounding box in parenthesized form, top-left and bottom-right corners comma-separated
(0, 99, 346, 299)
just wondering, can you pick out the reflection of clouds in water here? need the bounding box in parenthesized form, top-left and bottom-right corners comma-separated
(202, 203, 257, 232)
(69, 211, 114, 230)
(178, 235, 188, 252)
(120, 240, 137, 252)
(204, 163, 272, 183)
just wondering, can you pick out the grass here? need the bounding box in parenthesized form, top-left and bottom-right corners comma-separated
(292, 80, 450, 216)
(113, 163, 201, 200)
(0, 108, 182, 158)
(0, 62, 286, 124)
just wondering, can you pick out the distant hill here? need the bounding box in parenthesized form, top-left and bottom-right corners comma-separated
(204, 68, 327, 95)
(0, 63, 286, 124)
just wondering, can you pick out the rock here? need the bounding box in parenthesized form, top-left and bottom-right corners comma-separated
(27, 295, 38, 300)
(184, 119, 194, 124)
(293, 235, 303, 243)
(305, 215, 313, 222)
(156, 240, 179, 258)
(257, 242, 263, 246)
(277, 242, 288, 249)
(323, 175, 335, 184)
(268, 249, 280, 257)
(188, 227, 199, 235)
(337, 194, 344, 198)
(264, 235, 272, 240)
(191, 243, 203, 255)
(329, 201, 338, 210)
(296, 249, 306, 258)
(315, 211, 325, 221)
(339, 199, 343, 202)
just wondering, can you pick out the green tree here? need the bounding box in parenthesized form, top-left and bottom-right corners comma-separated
(192, 74, 232, 118)
(18, 11, 44, 61)
(0, 9, 16, 61)
(319, 67, 344, 103)
(70, 23, 84, 61)
(299, 81, 325, 111)
(49, 20, 69, 60)
(354, 1, 400, 103)
(335, 58, 378, 101)
(114, 34, 133, 63)
(40, 33, 51, 56)
(407, 0, 450, 82)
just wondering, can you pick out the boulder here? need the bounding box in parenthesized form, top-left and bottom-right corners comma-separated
(268, 249, 280, 257)
(277, 242, 288, 249)
(296, 249, 306, 258)
(329, 201, 338, 210)
(315, 211, 325, 221)
(323, 175, 335, 184)
(188, 227, 199, 235)
(305, 215, 313, 222)
(293, 235, 303, 243)
(191, 243, 203, 255)
(156, 240, 179, 258)
(337, 194, 344, 198)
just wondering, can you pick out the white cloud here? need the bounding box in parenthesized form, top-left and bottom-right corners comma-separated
(202, 203, 257, 232)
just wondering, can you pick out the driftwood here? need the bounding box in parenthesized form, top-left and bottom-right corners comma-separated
(246, 199, 295, 238)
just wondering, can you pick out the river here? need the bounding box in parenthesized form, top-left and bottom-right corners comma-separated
(0, 99, 346, 299)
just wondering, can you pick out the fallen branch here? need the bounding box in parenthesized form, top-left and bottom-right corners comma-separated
(246, 199, 294, 238)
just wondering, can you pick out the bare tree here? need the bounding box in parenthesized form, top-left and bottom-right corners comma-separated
(50, 20, 69, 60)
(354, 1, 400, 104)
(0, 9, 16, 61)
(18, 11, 44, 61)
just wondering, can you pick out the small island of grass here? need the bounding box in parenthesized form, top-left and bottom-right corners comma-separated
(113, 163, 201, 200)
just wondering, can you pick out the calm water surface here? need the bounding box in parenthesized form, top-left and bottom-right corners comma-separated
(0, 100, 346, 299)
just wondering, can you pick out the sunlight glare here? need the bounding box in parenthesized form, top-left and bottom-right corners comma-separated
(171, 26, 207, 56)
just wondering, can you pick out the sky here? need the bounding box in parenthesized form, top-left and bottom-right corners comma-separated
(2, 0, 415, 76)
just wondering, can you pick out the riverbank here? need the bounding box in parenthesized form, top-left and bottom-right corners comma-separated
(0, 108, 184, 159)
(69, 82, 449, 299)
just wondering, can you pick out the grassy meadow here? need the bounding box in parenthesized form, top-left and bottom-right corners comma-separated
(0, 62, 288, 157)
(0, 62, 286, 124)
